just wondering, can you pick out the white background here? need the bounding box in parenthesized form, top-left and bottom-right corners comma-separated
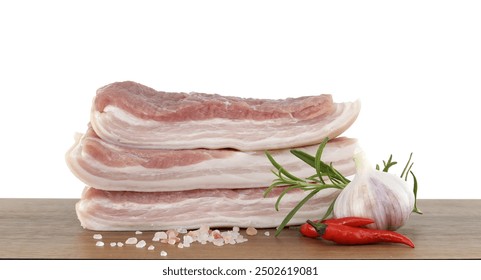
(1, 0, 480, 199)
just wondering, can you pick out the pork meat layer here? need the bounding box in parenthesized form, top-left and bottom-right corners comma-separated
(91, 81, 360, 151)
(66, 127, 357, 192)
(76, 186, 339, 231)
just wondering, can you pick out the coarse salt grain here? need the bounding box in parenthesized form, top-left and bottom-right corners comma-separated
(183, 235, 193, 244)
(167, 230, 178, 239)
(235, 235, 248, 243)
(135, 230, 143, 235)
(199, 225, 210, 233)
(136, 240, 147, 248)
(177, 228, 188, 234)
(226, 238, 236, 245)
(246, 227, 258, 236)
(212, 230, 222, 240)
(125, 237, 138, 245)
(95, 241, 104, 247)
(148, 245, 155, 251)
(186, 230, 197, 238)
(93, 234, 102, 240)
(153, 231, 167, 241)
(117, 242, 124, 247)
(110, 242, 117, 247)
(198, 231, 209, 243)
(160, 250, 168, 257)
(264, 231, 271, 237)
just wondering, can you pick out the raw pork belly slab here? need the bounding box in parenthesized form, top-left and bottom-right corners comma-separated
(76, 186, 340, 231)
(66, 127, 358, 192)
(91, 81, 360, 150)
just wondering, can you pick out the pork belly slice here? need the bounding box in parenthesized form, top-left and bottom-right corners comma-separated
(66, 127, 357, 192)
(90, 81, 360, 150)
(76, 186, 339, 231)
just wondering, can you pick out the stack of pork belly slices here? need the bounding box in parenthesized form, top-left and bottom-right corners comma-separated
(66, 81, 361, 231)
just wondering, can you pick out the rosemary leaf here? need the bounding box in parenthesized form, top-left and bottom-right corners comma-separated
(320, 197, 337, 221)
(279, 167, 303, 182)
(404, 162, 414, 181)
(274, 189, 321, 236)
(290, 150, 315, 168)
(400, 153, 413, 178)
(265, 151, 303, 182)
(263, 170, 285, 197)
(306, 175, 323, 183)
(314, 137, 329, 181)
(411, 171, 423, 214)
(379, 154, 397, 172)
(265, 151, 282, 171)
(330, 162, 351, 184)
(274, 185, 303, 211)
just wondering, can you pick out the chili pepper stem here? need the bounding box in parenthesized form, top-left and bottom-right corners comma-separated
(307, 220, 327, 236)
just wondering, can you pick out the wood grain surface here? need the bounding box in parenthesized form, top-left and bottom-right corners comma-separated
(0, 199, 480, 259)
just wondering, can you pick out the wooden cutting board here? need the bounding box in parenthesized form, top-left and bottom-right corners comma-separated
(1, 199, 480, 259)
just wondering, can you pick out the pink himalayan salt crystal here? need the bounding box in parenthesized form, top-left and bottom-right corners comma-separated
(136, 240, 147, 248)
(246, 227, 258, 236)
(125, 237, 138, 245)
(153, 231, 167, 241)
(166, 229, 178, 239)
(212, 230, 223, 240)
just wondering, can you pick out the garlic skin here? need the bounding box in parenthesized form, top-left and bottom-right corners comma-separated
(333, 151, 415, 231)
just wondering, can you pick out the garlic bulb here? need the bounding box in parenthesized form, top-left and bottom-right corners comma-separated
(333, 151, 415, 231)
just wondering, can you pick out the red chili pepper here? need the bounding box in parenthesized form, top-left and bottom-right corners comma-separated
(323, 217, 375, 227)
(300, 217, 374, 238)
(300, 222, 320, 238)
(307, 220, 415, 248)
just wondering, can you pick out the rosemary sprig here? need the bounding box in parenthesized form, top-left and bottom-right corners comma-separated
(265, 137, 421, 236)
(264, 137, 350, 236)
(376, 154, 397, 172)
